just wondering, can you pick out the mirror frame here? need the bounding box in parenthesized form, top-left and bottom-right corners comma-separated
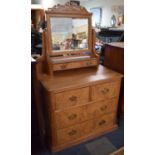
(46, 2, 92, 56)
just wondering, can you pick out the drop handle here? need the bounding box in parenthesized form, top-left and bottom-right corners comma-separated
(101, 88, 109, 94)
(99, 120, 106, 126)
(68, 114, 77, 120)
(68, 130, 77, 136)
(69, 96, 77, 102)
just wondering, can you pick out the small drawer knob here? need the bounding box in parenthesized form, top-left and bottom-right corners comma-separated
(101, 88, 109, 94)
(86, 62, 92, 66)
(69, 96, 77, 102)
(68, 129, 77, 136)
(68, 113, 77, 120)
(100, 105, 107, 111)
(99, 120, 106, 126)
(60, 64, 67, 69)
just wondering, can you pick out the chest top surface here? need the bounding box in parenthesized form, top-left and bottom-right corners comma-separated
(40, 65, 123, 92)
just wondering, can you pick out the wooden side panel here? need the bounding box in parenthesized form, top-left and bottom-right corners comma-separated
(104, 43, 124, 117)
(104, 44, 124, 74)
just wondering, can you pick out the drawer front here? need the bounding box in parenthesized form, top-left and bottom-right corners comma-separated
(85, 99, 117, 119)
(94, 113, 116, 130)
(92, 82, 120, 101)
(55, 106, 86, 129)
(55, 87, 89, 110)
(57, 120, 94, 144)
(56, 114, 116, 145)
(53, 62, 80, 71)
(53, 59, 97, 71)
(57, 124, 81, 145)
(83, 59, 98, 67)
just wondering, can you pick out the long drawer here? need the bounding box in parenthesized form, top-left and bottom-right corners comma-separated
(56, 113, 115, 145)
(53, 59, 98, 71)
(55, 99, 117, 129)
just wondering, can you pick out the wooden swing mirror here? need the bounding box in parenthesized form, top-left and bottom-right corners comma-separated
(48, 17, 89, 55)
(39, 1, 99, 76)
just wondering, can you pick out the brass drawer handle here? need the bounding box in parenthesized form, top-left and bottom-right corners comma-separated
(60, 64, 67, 69)
(101, 88, 109, 94)
(86, 62, 92, 66)
(99, 120, 106, 126)
(68, 113, 77, 120)
(100, 105, 107, 111)
(68, 129, 77, 136)
(69, 96, 77, 102)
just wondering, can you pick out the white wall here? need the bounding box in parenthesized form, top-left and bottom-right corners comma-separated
(42, 0, 68, 9)
(81, 0, 124, 27)
(31, 0, 42, 4)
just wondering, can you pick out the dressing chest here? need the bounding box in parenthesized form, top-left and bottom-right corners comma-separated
(35, 1, 123, 152)
(39, 65, 122, 151)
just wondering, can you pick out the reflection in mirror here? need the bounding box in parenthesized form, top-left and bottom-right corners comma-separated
(50, 18, 88, 52)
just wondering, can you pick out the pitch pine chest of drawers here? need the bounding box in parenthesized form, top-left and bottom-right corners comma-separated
(40, 65, 122, 152)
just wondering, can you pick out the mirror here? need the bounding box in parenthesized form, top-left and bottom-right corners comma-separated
(50, 17, 89, 52)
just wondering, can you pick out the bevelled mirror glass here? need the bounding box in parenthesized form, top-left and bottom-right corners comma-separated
(50, 17, 89, 53)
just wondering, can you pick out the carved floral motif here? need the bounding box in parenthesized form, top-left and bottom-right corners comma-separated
(46, 1, 90, 15)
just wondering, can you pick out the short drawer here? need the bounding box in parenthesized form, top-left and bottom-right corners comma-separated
(53, 61, 80, 71)
(55, 106, 86, 129)
(83, 59, 98, 67)
(57, 120, 94, 144)
(53, 59, 97, 71)
(55, 87, 89, 110)
(94, 113, 116, 131)
(57, 124, 81, 145)
(91, 81, 120, 101)
(85, 99, 117, 119)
